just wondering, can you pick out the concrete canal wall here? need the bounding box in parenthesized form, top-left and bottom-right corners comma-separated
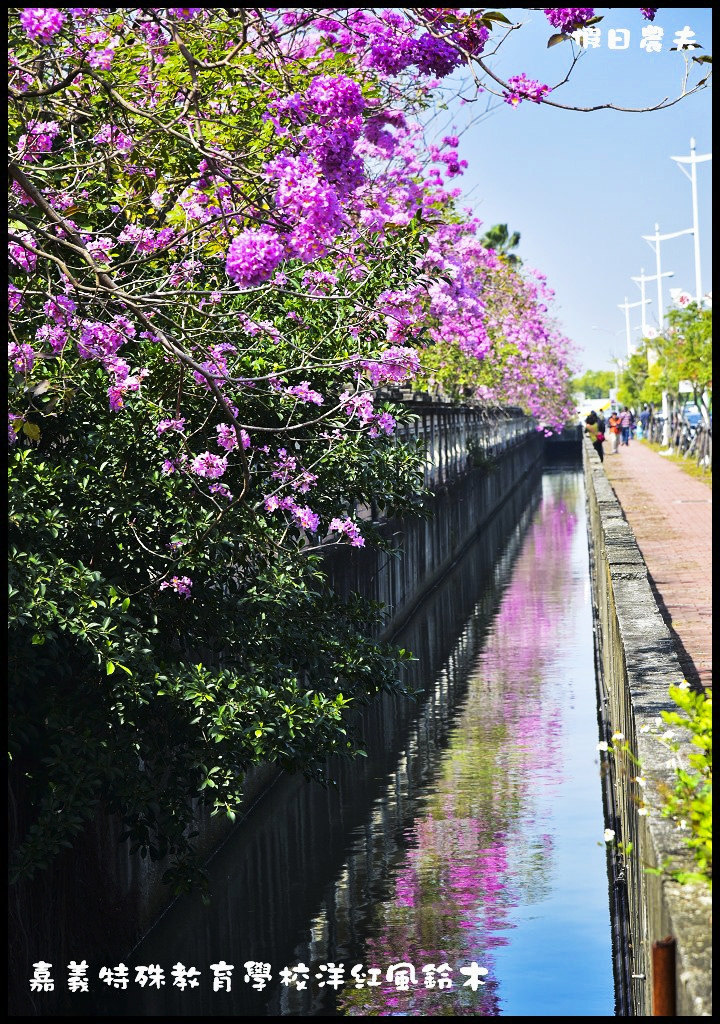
(322, 398, 543, 640)
(582, 437, 711, 1017)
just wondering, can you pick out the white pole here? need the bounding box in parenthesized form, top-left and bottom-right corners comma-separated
(617, 297, 650, 358)
(690, 138, 701, 301)
(642, 224, 693, 326)
(671, 138, 712, 304)
(636, 269, 648, 335)
(654, 223, 663, 325)
(633, 267, 674, 333)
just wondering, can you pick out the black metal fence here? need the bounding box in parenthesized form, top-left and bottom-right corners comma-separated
(646, 411, 712, 473)
(383, 390, 535, 489)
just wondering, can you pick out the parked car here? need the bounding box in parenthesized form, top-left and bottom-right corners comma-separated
(681, 403, 704, 428)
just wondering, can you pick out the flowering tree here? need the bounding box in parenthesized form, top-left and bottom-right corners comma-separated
(8, 8, 711, 888)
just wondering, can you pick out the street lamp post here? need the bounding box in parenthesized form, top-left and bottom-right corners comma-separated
(631, 267, 673, 333)
(642, 223, 692, 328)
(617, 296, 650, 358)
(670, 138, 712, 303)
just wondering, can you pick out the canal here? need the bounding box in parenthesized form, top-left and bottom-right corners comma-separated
(96, 461, 616, 1017)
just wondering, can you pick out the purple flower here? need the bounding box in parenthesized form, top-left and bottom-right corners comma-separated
(264, 494, 298, 513)
(8, 284, 23, 312)
(215, 423, 239, 451)
(329, 516, 365, 547)
(20, 8, 66, 43)
(17, 119, 61, 162)
(9, 235, 37, 273)
(8, 342, 35, 373)
(226, 228, 285, 287)
(77, 321, 124, 360)
(292, 504, 320, 532)
(640, 8, 658, 20)
(43, 294, 76, 323)
(209, 482, 233, 500)
(156, 417, 186, 436)
(360, 346, 421, 387)
(504, 73, 551, 106)
(305, 75, 365, 121)
(543, 8, 595, 34)
(35, 323, 68, 354)
(286, 381, 325, 405)
(414, 33, 462, 78)
(93, 123, 135, 152)
(373, 411, 397, 436)
(190, 451, 228, 479)
(159, 575, 193, 598)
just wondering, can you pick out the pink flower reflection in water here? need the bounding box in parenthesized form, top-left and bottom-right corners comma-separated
(339, 489, 579, 1016)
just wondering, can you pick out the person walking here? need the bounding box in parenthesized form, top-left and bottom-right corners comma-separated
(584, 411, 605, 462)
(619, 407, 634, 447)
(608, 410, 621, 454)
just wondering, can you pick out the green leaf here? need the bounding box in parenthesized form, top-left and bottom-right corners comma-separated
(106, 661, 116, 675)
(547, 33, 568, 48)
(482, 11, 512, 25)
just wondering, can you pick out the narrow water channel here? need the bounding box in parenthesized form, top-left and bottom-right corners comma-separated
(96, 462, 615, 1017)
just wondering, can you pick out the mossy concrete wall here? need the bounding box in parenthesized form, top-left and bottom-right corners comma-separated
(583, 437, 711, 1017)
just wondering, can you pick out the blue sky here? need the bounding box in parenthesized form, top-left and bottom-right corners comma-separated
(433, 7, 712, 375)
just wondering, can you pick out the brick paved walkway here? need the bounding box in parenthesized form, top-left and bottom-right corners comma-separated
(602, 439, 712, 691)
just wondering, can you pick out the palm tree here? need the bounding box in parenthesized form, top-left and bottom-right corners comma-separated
(479, 223, 522, 265)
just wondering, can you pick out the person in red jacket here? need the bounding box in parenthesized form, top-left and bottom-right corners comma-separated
(607, 410, 621, 454)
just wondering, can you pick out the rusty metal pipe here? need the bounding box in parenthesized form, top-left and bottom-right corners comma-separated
(652, 936, 676, 1016)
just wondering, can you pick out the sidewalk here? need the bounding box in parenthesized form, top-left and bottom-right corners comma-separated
(602, 440, 712, 691)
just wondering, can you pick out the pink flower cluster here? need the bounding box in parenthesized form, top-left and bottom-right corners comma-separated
(106, 358, 148, 411)
(329, 516, 365, 547)
(543, 8, 595, 34)
(9, 342, 36, 373)
(76, 319, 130, 361)
(20, 8, 66, 43)
(8, 284, 23, 312)
(305, 74, 365, 121)
(360, 346, 421, 387)
(190, 452, 228, 479)
(225, 227, 286, 288)
(209, 482, 233, 500)
(264, 494, 321, 532)
(215, 423, 250, 453)
(271, 153, 346, 261)
(156, 417, 186, 435)
(9, 235, 37, 273)
(271, 448, 318, 493)
(504, 74, 551, 107)
(17, 120, 61, 162)
(286, 382, 324, 405)
(93, 124, 135, 153)
(159, 575, 193, 598)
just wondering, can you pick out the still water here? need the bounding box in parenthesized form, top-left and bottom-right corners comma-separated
(99, 465, 614, 1016)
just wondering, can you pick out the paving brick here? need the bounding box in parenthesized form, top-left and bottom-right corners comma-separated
(602, 441, 712, 691)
